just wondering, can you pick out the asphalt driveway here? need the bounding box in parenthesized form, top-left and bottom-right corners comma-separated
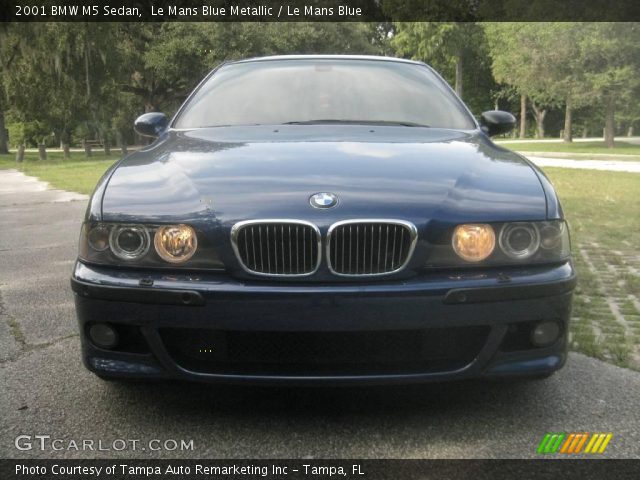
(1, 170, 639, 459)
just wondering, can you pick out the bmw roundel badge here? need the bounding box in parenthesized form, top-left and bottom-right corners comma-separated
(309, 192, 338, 209)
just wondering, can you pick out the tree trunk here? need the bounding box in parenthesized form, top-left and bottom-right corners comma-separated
(519, 94, 527, 139)
(454, 56, 463, 98)
(563, 98, 573, 143)
(531, 103, 547, 139)
(84, 33, 91, 99)
(627, 126, 633, 137)
(16, 144, 25, 163)
(604, 95, 615, 148)
(582, 127, 588, 138)
(104, 142, 111, 156)
(83, 140, 92, 158)
(0, 110, 8, 154)
(62, 143, 70, 160)
(38, 143, 47, 161)
(117, 130, 128, 156)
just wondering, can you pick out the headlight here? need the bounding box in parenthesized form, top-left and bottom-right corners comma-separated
(452, 224, 496, 262)
(154, 225, 197, 263)
(86, 224, 110, 251)
(78, 222, 223, 270)
(426, 220, 571, 268)
(539, 222, 565, 250)
(499, 223, 540, 259)
(109, 225, 151, 261)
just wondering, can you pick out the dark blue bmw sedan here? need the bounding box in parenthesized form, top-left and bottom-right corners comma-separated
(71, 55, 576, 384)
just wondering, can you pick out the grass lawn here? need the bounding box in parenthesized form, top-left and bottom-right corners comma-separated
(544, 168, 640, 370)
(545, 168, 640, 249)
(497, 140, 640, 157)
(0, 151, 121, 194)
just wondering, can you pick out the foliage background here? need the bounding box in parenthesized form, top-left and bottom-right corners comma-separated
(0, 22, 639, 152)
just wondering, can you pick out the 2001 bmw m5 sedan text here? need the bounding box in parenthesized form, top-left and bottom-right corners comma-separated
(71, 55, 576, 384)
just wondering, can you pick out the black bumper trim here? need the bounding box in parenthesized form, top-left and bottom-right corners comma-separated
(443, 274, 577, 304)
(71, 271, 576, 308)
(70, 278, 205, 306)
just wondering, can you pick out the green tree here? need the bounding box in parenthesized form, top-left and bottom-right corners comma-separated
(0, 23, 39, 153)
(137, 22, 382, 114)
(4, 22, 384, 152)
(392, 22, 483, 99)
(578, 23, 640, 147)
(485, 22, 640, 145)
(4, 23, 124, 155)
(0, 27, 19, 153)
(484, 23, 564, 139)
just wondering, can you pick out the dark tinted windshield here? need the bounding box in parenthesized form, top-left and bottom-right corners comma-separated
(174, 59, 476, 130)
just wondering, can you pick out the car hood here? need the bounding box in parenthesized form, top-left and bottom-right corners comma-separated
(101, 126, 547, 226)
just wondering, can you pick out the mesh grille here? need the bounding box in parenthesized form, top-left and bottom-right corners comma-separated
(232, 221, 320, 276)
(328, 221, 416, 276)
(160, 326, 490, 376)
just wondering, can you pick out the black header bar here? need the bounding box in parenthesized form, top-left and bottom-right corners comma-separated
(2, 459, 640, 480)
(2, 0, 640, 22)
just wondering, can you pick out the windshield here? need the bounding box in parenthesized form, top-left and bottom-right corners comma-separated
(174, 59, 476, 130)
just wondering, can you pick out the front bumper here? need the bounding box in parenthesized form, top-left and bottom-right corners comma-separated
(71, 261, 576, 385)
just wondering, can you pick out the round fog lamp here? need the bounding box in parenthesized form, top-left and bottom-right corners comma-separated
(88, 323, 118, 349)
(452, 224, 496, 262)
(154, 224, 198, 263)
(531, 321, 560, 347)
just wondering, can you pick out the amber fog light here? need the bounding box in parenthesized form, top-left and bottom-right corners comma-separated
(531, 321, 560, 347)
(88, 323, 118, 349)
(154, 224, 198, 263)
(452, 224, 496, 262)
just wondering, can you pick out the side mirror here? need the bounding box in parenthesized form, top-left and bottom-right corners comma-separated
(480, 110, 516, 137)
(134, 112, 168, 138)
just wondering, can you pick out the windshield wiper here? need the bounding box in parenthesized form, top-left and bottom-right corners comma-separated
(282, 119, 430, 127)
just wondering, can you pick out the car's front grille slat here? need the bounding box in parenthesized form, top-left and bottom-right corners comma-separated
(302, 226, 306, 272)
(234, 219, 416, 277)
(376, 224, 382, 272)
(232, 220, 320, 276)
(390, 225, 397, 270)
(327, 220, 416, 276)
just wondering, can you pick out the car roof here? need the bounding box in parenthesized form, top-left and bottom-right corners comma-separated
(229, 55, 427, 66)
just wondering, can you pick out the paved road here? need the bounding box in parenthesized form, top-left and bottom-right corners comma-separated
(497, 136, 640, 145)
(526, 157, 640, 173)
(1, 170, 640, 459)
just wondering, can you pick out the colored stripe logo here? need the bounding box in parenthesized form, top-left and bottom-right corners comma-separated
(537, 433, 613, 454)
